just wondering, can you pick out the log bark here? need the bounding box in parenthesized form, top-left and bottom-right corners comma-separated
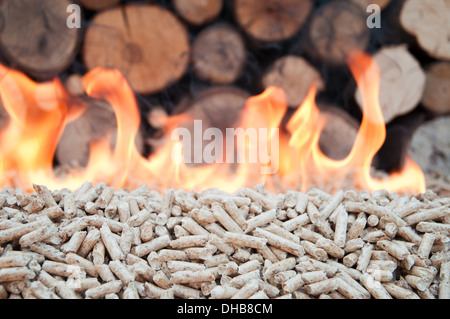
(408, 116, 450, 178)
(0, 0, 80, 80)
(80, 0, 121, 11)
(421, 62, 450, 115)
(173, 0, 223, 26)
(317, 105, 360, 161)
(307, 1, 370, 65)
(192, 24, 247, 84)
(400, 0, 450, 60)
(262, 55, 324, 108)
(354, 45, 426, 124)
(83, 4, 190, 94)
(234, 0, 313, 42)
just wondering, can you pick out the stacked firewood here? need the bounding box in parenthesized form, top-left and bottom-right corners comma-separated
(0, 0, 448, 191)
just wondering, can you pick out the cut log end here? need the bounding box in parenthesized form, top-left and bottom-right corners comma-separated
(262, 55, 324, 108)
(0, 0, 80, 79)
(83, 4, 190, 94)
(173, 0, 223, 26)
(409, 116, 450, 178)
(308, 1, 370, 65)
(234, 0, 313, 42)
(422, 62, 450, 115)
(355, 45, 426, 124)
(192, 24, 247, 84)
(318, 105, 360, 161)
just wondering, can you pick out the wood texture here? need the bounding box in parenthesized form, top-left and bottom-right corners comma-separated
(192, 24, 247, 84)
(262, 55, 324, 108)
(318, 105, 360, 161)
(308, 1, 370, 65)
(174, 86, 250, 166)
(0, 0, 80, 80)
(351, 0, 392, 10)
(400, 0, 450, 60)
(354, 45, 426, 124)
(83, 4, 190, 94)
(234, 0, 313, 42)
(421, 62, 450, 115)
(173, 0, 223, 26)
(409, 116, 450, 177)
(56, 99, 144, 167)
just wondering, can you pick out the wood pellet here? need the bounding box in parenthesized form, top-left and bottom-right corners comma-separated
(0, 184, 448, 299)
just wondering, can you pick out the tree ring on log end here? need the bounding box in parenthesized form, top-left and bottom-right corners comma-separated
(0, 0, 80, 80)
(122, 43, 143, 64)
(83, 4, 190, 95)
(308, 1, 370, 65)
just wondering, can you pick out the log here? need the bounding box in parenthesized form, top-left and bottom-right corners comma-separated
(307, 1, 370, 65)
(234, 0, 313, 42)
(79, 0, 121, 11)
(317, 105, 360, 161)
(354, 45, 426, 124)
(400, 0, 450, 60)
(192, 24, 247, 84)
(55, 99, 145, 167)
(83, 4, 190, 94)
(421, 62, 450, 115)
(262, 55, 324, 108)
(0, 0, 80, 80)
(171, 86, 250, 166)
(408, 116, 450, 178)
(173, 0, 223, 26)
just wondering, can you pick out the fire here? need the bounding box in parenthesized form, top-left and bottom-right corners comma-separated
(0, 52, 426, 194)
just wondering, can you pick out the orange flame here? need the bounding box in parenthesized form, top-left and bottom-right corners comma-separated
(0, 52, 426, 194)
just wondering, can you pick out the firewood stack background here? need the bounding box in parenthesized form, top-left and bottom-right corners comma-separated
(0, 0, 448, 194)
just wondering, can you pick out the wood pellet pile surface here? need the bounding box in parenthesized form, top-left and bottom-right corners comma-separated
(0, 183, 449, 299)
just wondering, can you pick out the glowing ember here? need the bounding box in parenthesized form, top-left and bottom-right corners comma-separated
(0, 52, 426, 194)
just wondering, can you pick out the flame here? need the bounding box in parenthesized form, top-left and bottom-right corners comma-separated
(278, 52, 426, 194)
(0, 52, 426, 194)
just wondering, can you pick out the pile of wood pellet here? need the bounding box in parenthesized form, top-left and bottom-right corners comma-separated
(0, 183, 449, 299)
